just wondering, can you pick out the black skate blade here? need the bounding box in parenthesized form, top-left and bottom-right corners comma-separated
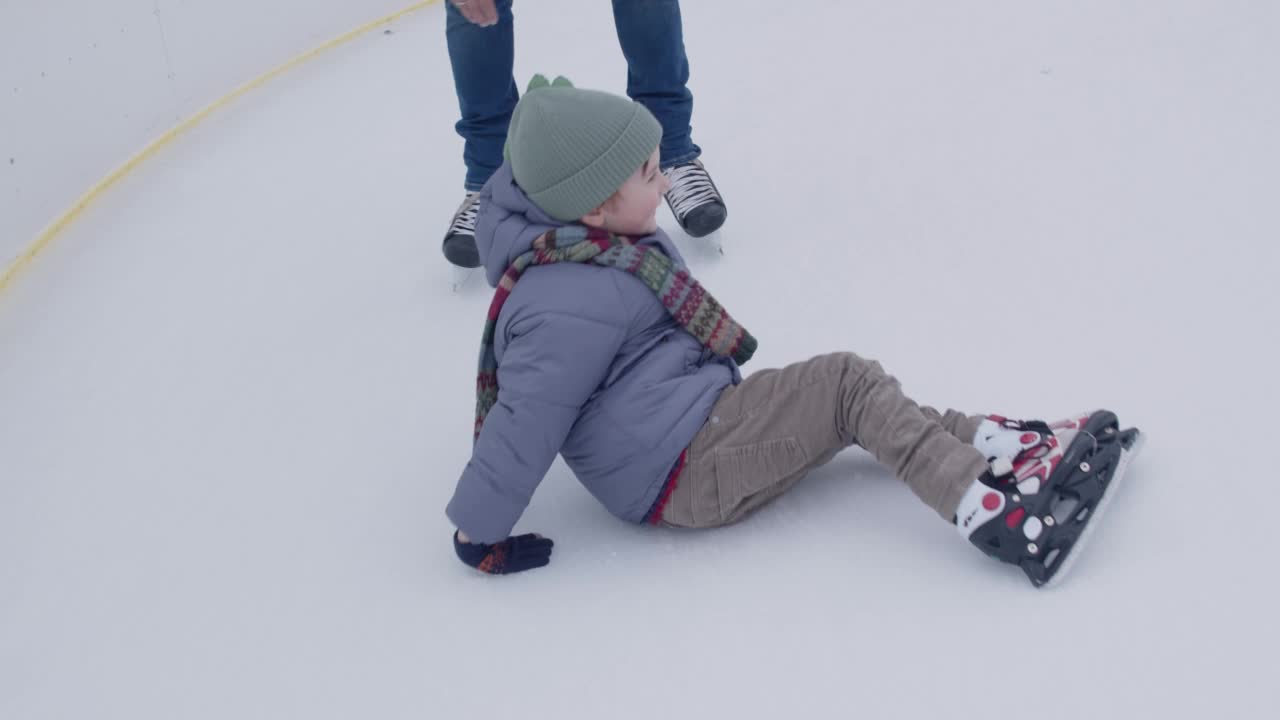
(1035, 429, 1145, 589)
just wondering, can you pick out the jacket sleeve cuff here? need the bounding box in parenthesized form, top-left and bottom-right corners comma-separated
(445, 476, 527, 545)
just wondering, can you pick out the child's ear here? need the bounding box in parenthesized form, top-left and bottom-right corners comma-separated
(580, 206, 607, 229)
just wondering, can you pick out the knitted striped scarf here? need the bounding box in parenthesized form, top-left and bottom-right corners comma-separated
(475, 225, 757, 440)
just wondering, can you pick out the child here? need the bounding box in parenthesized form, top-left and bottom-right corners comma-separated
(446, 76, 1142, 587)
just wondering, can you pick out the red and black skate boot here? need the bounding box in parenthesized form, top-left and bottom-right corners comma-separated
(955, 410, 1144, 587)
(972, 411, 1100, 465)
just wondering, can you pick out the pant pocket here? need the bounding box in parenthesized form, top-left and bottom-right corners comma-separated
(713, 437, 810, 522)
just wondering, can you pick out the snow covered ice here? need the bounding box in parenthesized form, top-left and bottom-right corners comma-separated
(3, 2, 1279, 718)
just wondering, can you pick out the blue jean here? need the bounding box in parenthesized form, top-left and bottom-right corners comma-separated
(446, 0, 701, 191)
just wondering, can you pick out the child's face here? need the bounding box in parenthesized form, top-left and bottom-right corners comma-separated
(582, 148, 668, 236)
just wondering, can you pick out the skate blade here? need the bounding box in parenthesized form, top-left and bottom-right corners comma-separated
(1041, 431, 1146, 589)
(450, 266, 477, 293)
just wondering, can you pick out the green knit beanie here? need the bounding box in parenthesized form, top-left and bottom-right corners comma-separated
(505, 75, 662, 222)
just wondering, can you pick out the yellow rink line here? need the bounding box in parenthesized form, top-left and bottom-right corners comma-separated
(0, 0, 439, 297)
